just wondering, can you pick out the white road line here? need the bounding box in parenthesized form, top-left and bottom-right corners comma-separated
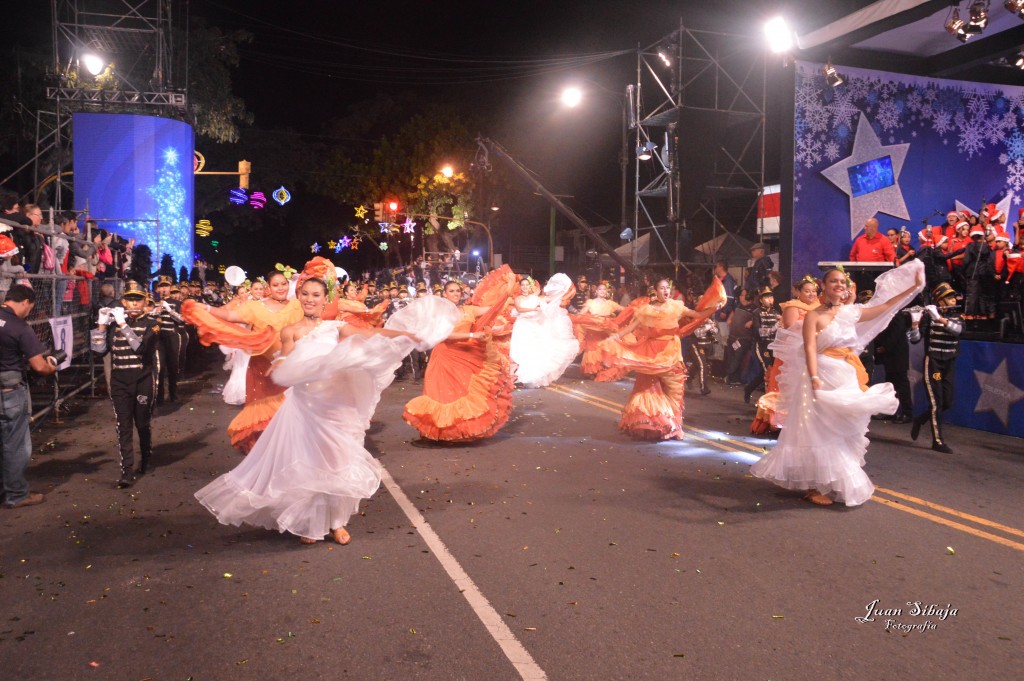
(379, 465, 548, 681)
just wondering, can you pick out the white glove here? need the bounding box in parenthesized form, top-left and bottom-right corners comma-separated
(909, 309, 923, 324)
(162, 300, 172, 311)
(112, 307, 127, 326)
(924, 305, 941, 321)
(97, 308, 112, 326)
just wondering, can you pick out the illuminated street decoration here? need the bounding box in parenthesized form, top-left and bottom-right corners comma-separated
(351, 237, 361, 250)
(229, 187, 248, 205)
(273, 186, 292, 206)
(327, 240, 337, 250)
(310, 242, 321, 253)
(195, 219, 213, 237)
(334, 241, 343, 253)
(379, 242, 388, 251)
(340, 235, 352, 249)
(250, 191, 267, 209)
(379, 222, 391, 234)
(354, 205, 368, 219)
(402, 217, 416, 234)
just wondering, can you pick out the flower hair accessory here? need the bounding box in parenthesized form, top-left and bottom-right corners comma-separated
(275, 263, 297, 280)
(833, 263, 853, 288)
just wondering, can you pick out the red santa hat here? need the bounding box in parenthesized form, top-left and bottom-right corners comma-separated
(970, 224, 986, 237)
(1018, 207, 1024, 221)
(0, 234, 17, 259)
(946, 210, 959, 221)
(932, 226, 949, 247)
(995, 227, 1011, 244)
(987, 203, 1005, 224)
(955, 220, 970, 232)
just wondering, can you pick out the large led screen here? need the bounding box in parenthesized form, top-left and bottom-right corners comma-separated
(73, 113, 194, 272)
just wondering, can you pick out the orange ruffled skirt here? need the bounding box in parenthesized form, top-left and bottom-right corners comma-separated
(602, 334, 686, 440)
(403, 337, 514, 442)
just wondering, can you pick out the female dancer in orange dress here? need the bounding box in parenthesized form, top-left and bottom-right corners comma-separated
(571, 280, 627, 380)
(403, 267, 517, 442)
(326, 282, 390, 329)
(602, 278, 723, 440)
(750, 275, 821, 435)
(183, 270, 302, 452)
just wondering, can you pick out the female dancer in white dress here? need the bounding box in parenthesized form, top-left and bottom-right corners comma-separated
(509, 274, 579, 387)
(220, 285, 252, 406)
(195, 277, 459, 544)
(750, 261, 924, 506)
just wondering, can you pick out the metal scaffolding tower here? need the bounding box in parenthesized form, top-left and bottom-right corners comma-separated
(632, 21, 767, 277)
(19, 0, 186, 208)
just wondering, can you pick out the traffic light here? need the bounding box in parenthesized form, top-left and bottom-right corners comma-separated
(238, 160, 251, 190)
(373, 202, 384, 222)
(388, 200, 399, 213)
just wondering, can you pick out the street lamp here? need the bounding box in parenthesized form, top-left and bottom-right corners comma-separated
(558, 81, 630, 242)
(440, 165, 454, 178)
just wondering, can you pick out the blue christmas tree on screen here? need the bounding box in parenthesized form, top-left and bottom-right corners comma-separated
(120, 146, 192, 272)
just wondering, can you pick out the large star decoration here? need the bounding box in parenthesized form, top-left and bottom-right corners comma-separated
(402, 217, 416, 234)
(354, 205, 368, 219)
(973, 359, 1024, 428)
(820, 113, 910, 240)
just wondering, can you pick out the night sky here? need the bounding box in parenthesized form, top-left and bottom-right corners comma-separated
(2, 0, 876, 277)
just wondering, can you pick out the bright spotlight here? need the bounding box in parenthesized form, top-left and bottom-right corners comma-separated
(764, 17, 794, 53)
(945, 8, 971, 42)
(440, 165, 454, 178)
(636, 141, 658, 160)
(472, 250, 480, 257)
(490, 204, 500, 212)
(82, 53, 105, 76)
(561, 86, 583, 108)
(964, 0, 989, 33)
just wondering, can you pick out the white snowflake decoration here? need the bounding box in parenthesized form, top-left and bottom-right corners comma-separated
(876, 99, 901, 131)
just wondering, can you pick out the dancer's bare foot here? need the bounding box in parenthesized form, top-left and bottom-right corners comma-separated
(332, 527, 351, 545)
(299, 536, 318, 544)
(803, 490, 833, 506)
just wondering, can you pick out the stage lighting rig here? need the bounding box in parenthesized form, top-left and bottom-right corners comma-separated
(822, 61, 845, 88)
(964, 0, 990, 33)
(636, 141, 658, 160)
(945, 7, 971, 42)
(1007, 0, 1024, 19)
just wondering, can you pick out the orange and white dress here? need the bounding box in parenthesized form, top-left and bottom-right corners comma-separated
(750, 299, 819, 435)
(184, 298, 303, 453)
(403, 266, 516, 442)
(572, 297, 624, 379)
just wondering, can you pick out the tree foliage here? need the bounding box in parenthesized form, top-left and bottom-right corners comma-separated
(182, 20, 254, 144)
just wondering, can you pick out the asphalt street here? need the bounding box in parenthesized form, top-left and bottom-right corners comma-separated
(1, 354, 1021, 680)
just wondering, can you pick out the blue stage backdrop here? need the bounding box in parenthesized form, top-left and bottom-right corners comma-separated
(790, 61, 1024, 279)
(73, 113, 194, 272)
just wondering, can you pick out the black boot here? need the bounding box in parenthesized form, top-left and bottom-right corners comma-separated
(910, 416, 922, 441)
(932, 441, 953, 454)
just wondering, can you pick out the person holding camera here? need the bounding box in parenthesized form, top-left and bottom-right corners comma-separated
(90, 280, 160, 488)
(1, 284, 59, 508)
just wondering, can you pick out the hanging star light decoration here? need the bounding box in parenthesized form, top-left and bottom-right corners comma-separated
(311, 242, 321, 253)
(820, 113, 910, 239)
(351, 237, 361, 250)
(402, 217, 416, 234)
(379, 222, 392, 234)
(340, 235, 352, 249)
(327, 240, 337, 250)
(334, 241, 344, 253)
(354, 205, 368, 219)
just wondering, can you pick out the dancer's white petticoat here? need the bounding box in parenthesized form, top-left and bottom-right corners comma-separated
(750, 261, 924, 506)
(510, 273, 580, 388)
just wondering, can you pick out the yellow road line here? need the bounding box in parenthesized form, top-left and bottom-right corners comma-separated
(870, 497, 1024, 551)
(874, 486, 1024, 539)
(545, 382, 1024, 551)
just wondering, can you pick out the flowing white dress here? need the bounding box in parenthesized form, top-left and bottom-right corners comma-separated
(220, 346, 249, 406)
(195, 297, 460, 539)
(509, 274, 580, 388)
(750, 260, 924, 506)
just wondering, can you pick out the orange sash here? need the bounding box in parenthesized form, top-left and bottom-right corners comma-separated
(823, 347, 869, 391)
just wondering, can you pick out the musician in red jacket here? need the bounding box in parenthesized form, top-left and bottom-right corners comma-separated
(849, 217, 896, 263)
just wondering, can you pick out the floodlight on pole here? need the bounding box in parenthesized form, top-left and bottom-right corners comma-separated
(82, 53, 105, 76)
(636, 141, 658, 160)
(764, 17, 795, 53)
(560, 86, 583, 108)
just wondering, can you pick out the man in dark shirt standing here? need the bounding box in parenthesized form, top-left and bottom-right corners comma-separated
(746, 243, 774, 297)
(1, 285, 58, 508)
